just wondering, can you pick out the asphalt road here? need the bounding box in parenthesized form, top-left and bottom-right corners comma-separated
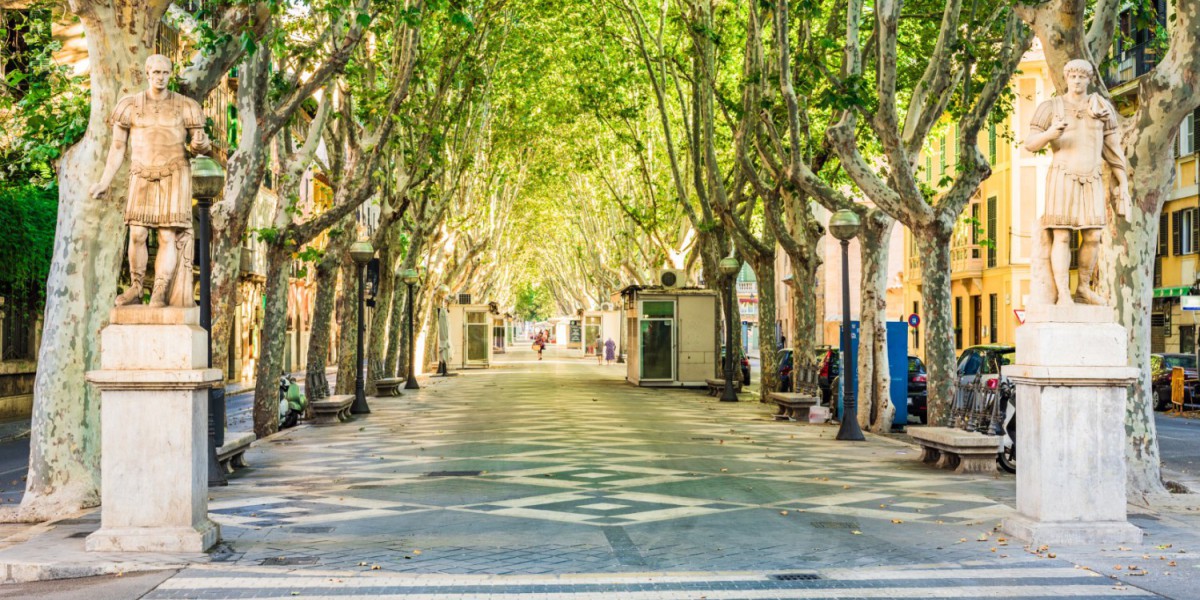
(1156, 411, 1200, 480)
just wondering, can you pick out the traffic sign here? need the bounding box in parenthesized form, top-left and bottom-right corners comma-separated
(1014, 309, 1026, 324)
(907, 313, 920, 328)
(1183, 295, 1200, 311)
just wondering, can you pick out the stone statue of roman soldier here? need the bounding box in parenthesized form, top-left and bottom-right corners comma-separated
(1025, 59, 1131, 306)
(89, 54, 212, 308)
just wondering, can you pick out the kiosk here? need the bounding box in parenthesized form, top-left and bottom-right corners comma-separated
(448, 303, 494, 368)
(618, 285, 720, 387)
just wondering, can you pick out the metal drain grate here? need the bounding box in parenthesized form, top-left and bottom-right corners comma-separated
(811, 520, 859, 529)
(260, 556, 320, 566)
(769, 573, 821, 581)
(425, 470, 483, 477)
(690, 437, 715, 441)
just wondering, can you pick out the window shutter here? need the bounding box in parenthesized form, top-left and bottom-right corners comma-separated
(1193, 108, 1200, 156)
(1185, 208, 1195, 253)
(1174, 211, 1182, 256)
(1160, 212, 1169, 255)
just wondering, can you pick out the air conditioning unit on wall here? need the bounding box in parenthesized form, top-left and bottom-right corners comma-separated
(658, 269, 686, 289)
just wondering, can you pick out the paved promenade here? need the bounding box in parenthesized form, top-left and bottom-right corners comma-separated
(7, 345, 1200, 598)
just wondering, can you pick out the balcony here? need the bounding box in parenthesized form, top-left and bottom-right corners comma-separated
(951, 245, 984, 279)
(1105, 41, 1162, 91)
(736, 281, 756, 296)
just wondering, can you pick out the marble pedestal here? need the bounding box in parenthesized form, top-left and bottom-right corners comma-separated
(84, 307, 221, 553)
(1001, 304, 1142, 546)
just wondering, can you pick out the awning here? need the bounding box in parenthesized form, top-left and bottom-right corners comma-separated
(1154, 286, 1191, 298)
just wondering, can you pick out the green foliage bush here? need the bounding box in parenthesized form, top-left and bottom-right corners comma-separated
(0, 183, 57, 300)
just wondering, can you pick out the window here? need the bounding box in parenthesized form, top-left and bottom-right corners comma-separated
(988, 123, 997, 165)
(954, 296, 963, 349)
(1069, 230, 1081, 269)
(970, 204, 981, 258)
(939, 136, 946, 176)
(1181, 113, 1195, 157)
(1173, 208, 1198, 255)
(925, 153, 931, 181)
(1181, 325, 1196, 355)
(986, 196, 997, 267)
(989, 293, 998, 343)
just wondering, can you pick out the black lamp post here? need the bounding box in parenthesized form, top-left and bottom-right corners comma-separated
(402, 268, 421, 389)
(350, 240, 374, 414)
(829, 209, 865, 441)
(192, 156, 228, 487)
(718, 255, 741, 402)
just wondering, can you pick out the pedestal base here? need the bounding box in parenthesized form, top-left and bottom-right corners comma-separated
(85, 307, 222, 553)
(1001, 313, 1141, 547)
(1003, 514, 1142, 547)
(85, 520, 219, 553)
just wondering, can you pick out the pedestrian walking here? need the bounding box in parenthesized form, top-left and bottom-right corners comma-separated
(604, 338, 616, 365)
(535, 331, 546, 361)
(595, 335, 604, 364)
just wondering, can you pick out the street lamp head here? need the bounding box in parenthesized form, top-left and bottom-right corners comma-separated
(349, 240, 375, 265)
(402, 268, 419, 284)
(718, 256, 740, 277)
(191, 156, 225, 201)
(828, 209, 861, 241)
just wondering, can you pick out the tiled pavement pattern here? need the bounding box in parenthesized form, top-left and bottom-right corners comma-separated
(133, 346, 1193, 598)
(145, 565, 1156, 599)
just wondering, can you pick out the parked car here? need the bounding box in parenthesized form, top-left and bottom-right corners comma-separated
(816, 347, 839, 405)
(777, 348, 794, 392)
(907, 356, 928, 423)
(719, 347, 752, 385)
(956, 344, 1016, 404)
(1151, 353, 1197, 410)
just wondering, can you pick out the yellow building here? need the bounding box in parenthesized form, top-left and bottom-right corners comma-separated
(901, 36, 1200, 360)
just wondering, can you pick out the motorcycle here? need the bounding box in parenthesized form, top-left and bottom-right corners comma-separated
(953, 370, 1016, 473)
(278, 372, 307, 429)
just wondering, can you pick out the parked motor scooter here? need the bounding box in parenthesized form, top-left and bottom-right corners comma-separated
(278, 372, 307, 429)
(996, 379, 1016, 473)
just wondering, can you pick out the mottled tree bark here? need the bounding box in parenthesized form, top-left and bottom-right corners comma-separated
(334, 258, 359, 395)
(916, 231, 955, 425)
(15, 0, 157, 520)
(252, 248, 291, 438)
(366, 240, 395, 391)
(857, 211, 896, 432)
(304, 220, 354, 403)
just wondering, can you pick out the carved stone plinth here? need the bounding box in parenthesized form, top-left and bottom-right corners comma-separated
(1001, 305, 1142, 546)
(84, 306, 221, 553)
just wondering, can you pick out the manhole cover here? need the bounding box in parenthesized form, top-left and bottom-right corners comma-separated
(425, 471, 482, 477)
(811, 520, 859, 529)
(260, 556, 320, 566)
(290, 526, 335, 533)
(769, 573, 821, 581)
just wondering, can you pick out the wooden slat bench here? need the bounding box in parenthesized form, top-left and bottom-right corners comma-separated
(908, 426, 1002, 474)
(312, 394, 355, 425)
(705, 378, 742, 396)
(375, 377, 405, 397)
(216, 431, 256, 473)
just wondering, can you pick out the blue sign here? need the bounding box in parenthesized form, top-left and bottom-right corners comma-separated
(908, 313, 920, 328)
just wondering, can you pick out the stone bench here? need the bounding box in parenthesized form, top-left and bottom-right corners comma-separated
(311, 394, 354, 425)
(375, 377, 405, 397)
(216, 431, 255, 474)
(705, 378, 742, 396)
(768, 392, 819, 421)
(908, 426, 1002, 474)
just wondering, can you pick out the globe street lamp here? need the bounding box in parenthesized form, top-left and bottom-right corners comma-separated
(192, 156, 227, 487)
(829, 209, 865, 441)
(349, 240, 375, 414)
(718, 255, 741, 402)
(402, 268, 421, 390)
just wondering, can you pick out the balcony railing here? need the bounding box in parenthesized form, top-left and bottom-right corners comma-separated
(1105, 41, 1163, 89)
(951, 245, 984, 277)
(736, 281, 756, 295)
